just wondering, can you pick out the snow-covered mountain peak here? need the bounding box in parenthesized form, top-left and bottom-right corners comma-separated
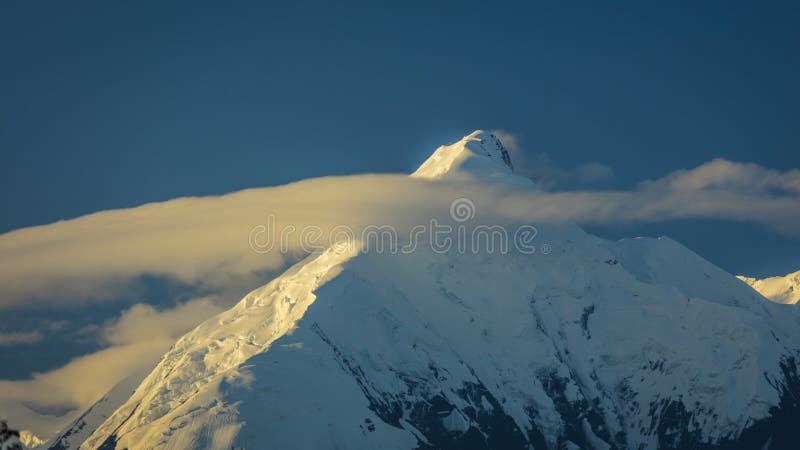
(738, 268, 800, 304)
(57, 132, 800, 450)
(412, 130, 532, 186)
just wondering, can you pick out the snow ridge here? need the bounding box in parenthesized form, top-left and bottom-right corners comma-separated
(81, 244, 360, 450)
(738, 269, 800, 304)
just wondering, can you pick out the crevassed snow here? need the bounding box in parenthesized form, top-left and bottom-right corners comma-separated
(738, 269, 800, 304)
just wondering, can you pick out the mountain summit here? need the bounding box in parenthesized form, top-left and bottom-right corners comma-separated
(60, 134, 800, 450)
(412, 131, 531, 186)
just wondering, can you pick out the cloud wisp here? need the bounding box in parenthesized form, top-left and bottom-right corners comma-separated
(0, 161, 798, 311)
(499, 158, 800, 235)
(0, 331, 43, 347)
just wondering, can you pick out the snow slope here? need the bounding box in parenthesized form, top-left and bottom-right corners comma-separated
(79, 131, 800, 450)
(738, 269, 800, 304)
(45, 371, 148, 450)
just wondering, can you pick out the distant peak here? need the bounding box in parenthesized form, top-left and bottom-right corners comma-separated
(412, 130, 530, 186)
(737, 268, 800, 304)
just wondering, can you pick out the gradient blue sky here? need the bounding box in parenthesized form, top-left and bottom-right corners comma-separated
(2, 0, 799, 276)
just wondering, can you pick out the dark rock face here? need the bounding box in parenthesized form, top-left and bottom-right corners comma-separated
(0, 420, 23, 450)
(400, 360, 799, 450)
(318, 315, 800, 450)
(618, 357, 800, 450)
(697, 357, 800, 450)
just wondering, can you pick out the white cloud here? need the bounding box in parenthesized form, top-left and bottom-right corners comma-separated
(0, 160, 798, 311)
(100, 298, 222, 346)
(485, 132, 798, 233)
(492, 159, 800, 235)
(0, 175, 431, 309)
(641, 158, 800, 194)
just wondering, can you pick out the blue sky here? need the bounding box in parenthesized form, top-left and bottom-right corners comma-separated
(2, 0, 799, 277)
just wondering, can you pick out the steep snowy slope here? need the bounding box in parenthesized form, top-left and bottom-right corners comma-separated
(45, 371, 149, 450)
(81, 132, 800, 450)
(738, 269, 800, 304)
